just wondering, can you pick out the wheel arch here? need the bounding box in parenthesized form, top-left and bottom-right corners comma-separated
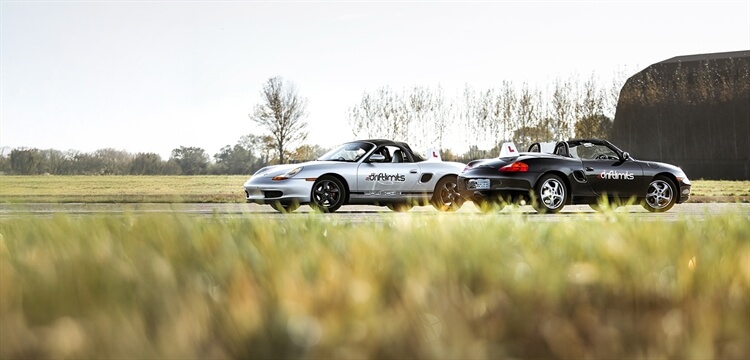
(435, 173, 458, 185)
(653, 172, 678, 187)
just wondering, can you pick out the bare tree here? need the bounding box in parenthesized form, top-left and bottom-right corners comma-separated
(249, 77, 309, 164)
(432, 85, 454, 150)
(513, 84, 537, 148)
(551, 78, 574, 140)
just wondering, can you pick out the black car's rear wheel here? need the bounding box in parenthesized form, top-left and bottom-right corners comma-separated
(642, 176, 676, 212)
(432, 176, 464, 212)
(310, 175, 346, 213)
(532, 174, 567, 214)
(270, 201, 300, 213)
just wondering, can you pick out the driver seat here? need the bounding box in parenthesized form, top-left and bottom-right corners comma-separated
(554, 141, 571, 157)
(392, 149, 404, 163)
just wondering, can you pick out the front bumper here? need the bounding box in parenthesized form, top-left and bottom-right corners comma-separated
(678, 179, 691, 204)
(244, 177, 314, 205)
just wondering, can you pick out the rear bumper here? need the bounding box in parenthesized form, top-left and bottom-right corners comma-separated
(457, 175, 533, 202)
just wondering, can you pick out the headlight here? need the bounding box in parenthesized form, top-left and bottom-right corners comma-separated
(272, 167, 303, 181)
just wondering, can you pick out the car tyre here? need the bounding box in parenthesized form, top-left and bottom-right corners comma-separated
(532, 174, 567, 214)
(310, 175, 346, 213)
(642, 175, 677, 213)
(432, 176, 464, 212)
(270, 201, 300, 213)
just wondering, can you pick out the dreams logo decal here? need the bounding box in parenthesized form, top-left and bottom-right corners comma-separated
(365, 173, 406, 182)
(598, 170, 635, 180)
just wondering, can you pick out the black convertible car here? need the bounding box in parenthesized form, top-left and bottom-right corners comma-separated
(457, 139, 691, 213)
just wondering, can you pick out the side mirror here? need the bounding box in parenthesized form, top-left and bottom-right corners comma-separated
(622, 152, 631, 160)
(369, 154, 386, 163)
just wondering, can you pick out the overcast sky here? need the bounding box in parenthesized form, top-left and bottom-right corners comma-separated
(2, 0, 749, 159)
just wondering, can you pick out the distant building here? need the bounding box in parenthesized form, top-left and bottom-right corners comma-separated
(612, 51, 749, 180)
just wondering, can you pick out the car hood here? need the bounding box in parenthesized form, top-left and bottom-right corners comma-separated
(251, 161, 340, 178)
(641, 160, 688, 176)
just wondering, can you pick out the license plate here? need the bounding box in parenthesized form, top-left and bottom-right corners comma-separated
(469, 179, 490, 190)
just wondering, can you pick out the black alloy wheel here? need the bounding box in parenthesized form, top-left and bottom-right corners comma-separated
(432, 176, 464, 212)
(310, 175, 346, 213)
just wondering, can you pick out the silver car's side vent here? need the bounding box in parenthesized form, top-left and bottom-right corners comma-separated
(420, 173, 433, 183)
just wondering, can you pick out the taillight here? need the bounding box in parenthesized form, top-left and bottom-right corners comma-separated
(500, 161, 528, 172)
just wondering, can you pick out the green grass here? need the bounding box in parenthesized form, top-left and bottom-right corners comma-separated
(0, 175, 748, 203)
(1, 212, 748, 359)
(0, 175, 247, 203)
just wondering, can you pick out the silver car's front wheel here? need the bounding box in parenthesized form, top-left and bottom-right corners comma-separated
(310, 175, 346, 213)
(642, 176, 676, 212)
(532, 174, 567, 214)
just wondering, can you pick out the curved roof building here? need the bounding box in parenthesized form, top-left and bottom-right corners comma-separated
(612, 51, 749, 180)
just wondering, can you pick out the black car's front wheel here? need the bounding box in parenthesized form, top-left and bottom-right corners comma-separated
(432, 176, 464, 212)
(642, 176, 677, 212)
(310, 175, 346, 213)
(532, 174, 567, 214)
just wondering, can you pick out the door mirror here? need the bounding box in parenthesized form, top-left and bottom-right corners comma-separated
(369, 154, 386, 163)
(622, 152, 631, 160)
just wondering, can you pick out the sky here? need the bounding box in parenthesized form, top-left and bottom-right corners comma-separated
(2, 0, 749, 159)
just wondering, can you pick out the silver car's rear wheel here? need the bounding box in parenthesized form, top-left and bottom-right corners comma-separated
(432, 176, 464, 212)
(310, 175, 346, 213)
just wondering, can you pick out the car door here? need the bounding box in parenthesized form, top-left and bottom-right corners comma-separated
(356, 145, 421, 196)
(580, 144, 644, 197)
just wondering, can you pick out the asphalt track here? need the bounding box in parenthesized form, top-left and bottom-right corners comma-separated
(1, 202, 749, 222)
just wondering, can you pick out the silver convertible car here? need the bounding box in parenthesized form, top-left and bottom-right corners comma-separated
(244, 139, 466, 213)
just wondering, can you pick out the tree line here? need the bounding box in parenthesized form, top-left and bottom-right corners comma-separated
(347, 73, 626, 153)
(0, 135, 327, 176)
(2, 72, 628, 175)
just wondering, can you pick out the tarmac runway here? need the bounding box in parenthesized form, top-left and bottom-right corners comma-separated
(2, 202, 749, 222)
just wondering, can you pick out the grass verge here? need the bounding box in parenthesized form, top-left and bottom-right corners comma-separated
(0, 176, 748, 203)
(1, 212, 748, 359)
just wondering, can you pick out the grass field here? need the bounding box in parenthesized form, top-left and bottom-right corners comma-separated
(0, 175, 748, 203)
(1, 175, 748, 358)
(1, 211, 749, 359)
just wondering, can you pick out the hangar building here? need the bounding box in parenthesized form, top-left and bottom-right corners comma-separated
(611, 51, 749, 180)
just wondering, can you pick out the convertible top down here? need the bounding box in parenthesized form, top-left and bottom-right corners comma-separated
(244, 139, 466, 213)
(457, 139, 691, 213)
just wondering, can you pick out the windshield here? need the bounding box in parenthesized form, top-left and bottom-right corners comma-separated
(568, 142, 619, 160)
(317, 141, 375, 162)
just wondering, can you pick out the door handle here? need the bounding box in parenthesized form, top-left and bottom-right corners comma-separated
(585, 167, 594, 172)
(409, 169, 418, 174)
